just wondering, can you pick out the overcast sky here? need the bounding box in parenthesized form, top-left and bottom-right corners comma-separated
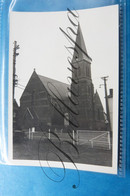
(9, 5, 119, 110)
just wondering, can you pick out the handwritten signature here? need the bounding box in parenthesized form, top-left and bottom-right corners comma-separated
(38, 8, 86, 188)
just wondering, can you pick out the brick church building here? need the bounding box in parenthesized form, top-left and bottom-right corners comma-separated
(16, 24, 106, 132)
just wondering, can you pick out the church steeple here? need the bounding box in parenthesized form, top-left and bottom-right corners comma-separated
(70, 23, 95, 129)
(72, 23, 92, 81)
(72, 23, 92, 64)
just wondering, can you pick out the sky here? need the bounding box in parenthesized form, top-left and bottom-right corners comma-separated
(9, 5, 119, 110)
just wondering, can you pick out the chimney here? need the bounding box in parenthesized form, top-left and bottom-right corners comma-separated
(108, 89, 113, 98)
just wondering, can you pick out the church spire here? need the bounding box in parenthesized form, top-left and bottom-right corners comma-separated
(72, 23, 92, 63)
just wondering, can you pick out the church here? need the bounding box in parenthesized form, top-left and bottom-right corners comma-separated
(16, 24, 106, 132)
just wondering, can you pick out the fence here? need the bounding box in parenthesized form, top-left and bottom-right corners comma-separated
(76, 130, 111, 150)
(24, 128, 112, 150)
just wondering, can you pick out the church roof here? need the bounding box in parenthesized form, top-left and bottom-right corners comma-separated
(72, 23, 92, 63)
(94, 91, 103, 108)
(38, 74, 69, 99)
(13, 99, 19, 109)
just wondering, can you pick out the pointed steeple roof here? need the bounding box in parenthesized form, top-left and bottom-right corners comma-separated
(72, 23, 92, 63)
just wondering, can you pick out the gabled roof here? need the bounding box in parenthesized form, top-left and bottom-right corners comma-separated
(38, 74, 69, 100)
(72, 23, 92, 63)
(20, 70, 69, 101)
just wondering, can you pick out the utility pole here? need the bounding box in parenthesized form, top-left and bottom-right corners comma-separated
(13, 41, 20, 99)
(101, 76, 111, 131)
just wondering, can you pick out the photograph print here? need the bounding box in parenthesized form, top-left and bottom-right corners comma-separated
(9, 5, 119, 174)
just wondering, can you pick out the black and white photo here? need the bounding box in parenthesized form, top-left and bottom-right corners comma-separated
(9, 5, 119, 174)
